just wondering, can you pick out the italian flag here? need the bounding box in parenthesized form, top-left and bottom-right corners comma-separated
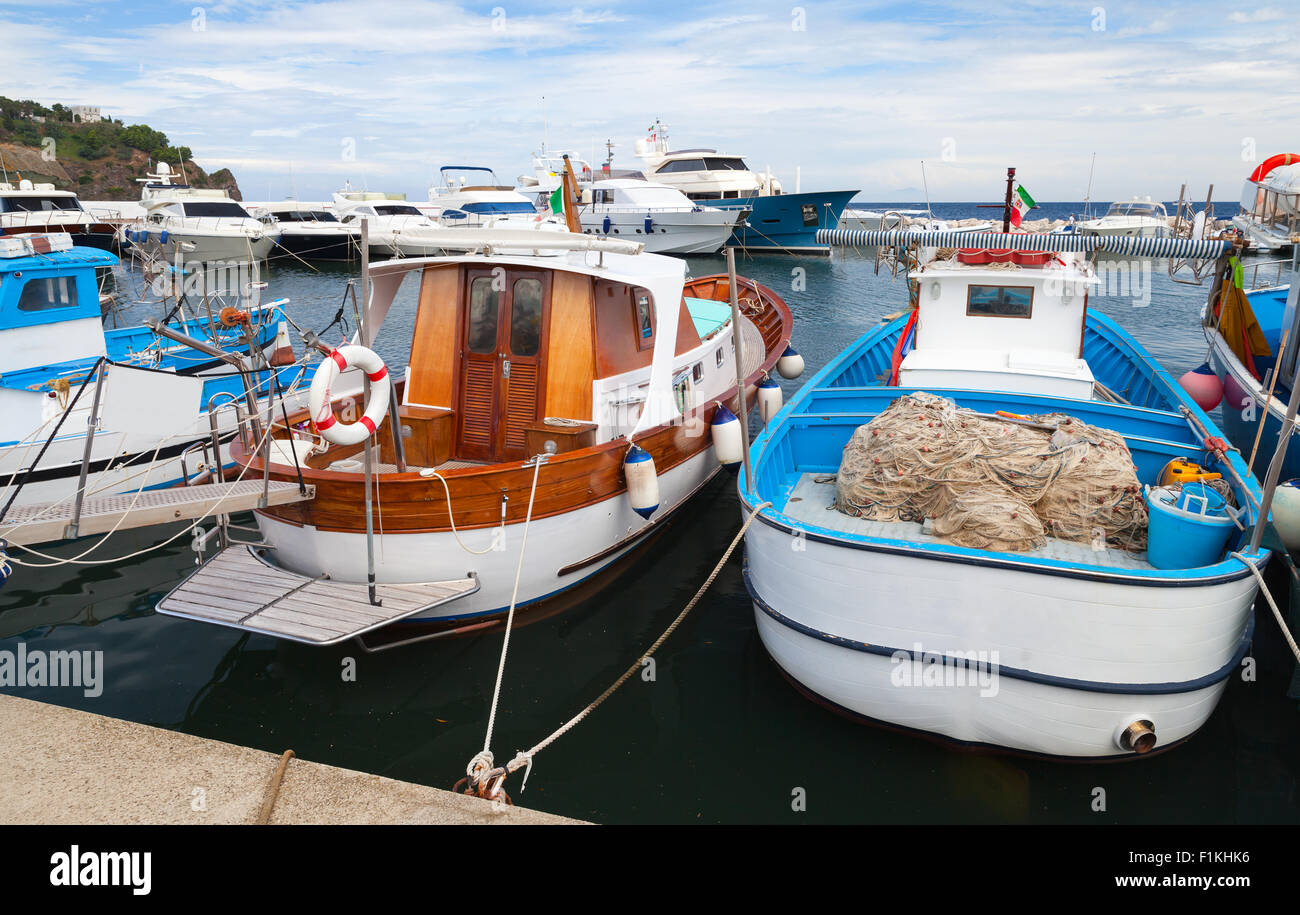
(1010, 183, 1035, 227)
(548, 185, 565, 216)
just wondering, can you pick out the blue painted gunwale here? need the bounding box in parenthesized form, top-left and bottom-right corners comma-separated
(739, 310, 1270, 584)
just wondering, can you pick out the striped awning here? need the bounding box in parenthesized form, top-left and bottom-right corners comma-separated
(815, 229, 1233, 260)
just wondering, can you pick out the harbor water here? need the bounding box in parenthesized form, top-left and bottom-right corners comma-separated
(2, 203, 1297, 824)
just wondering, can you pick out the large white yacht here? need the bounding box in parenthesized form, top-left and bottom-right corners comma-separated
(246, 201, 361, 262)
(122, 163, 278, 262)
(333, 185, 440, 256)
(0, 180, 117, 250)
(578, 178, 741, 254)
(630, 120, 857, 253)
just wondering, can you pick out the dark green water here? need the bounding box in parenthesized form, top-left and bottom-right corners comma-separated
(3, 240, 1298, 824)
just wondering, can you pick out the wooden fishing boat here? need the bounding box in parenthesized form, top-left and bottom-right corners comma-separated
(739, 227, 1267, 759)
(158, 229, 795, 644)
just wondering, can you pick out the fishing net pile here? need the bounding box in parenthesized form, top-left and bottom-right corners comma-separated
(834, 392, 1148, 552)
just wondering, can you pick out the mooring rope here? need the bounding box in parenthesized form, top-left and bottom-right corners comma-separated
(462, 498, 772, 798)
(1231, 551, 1300, 665)
(467, 455, 546, 787)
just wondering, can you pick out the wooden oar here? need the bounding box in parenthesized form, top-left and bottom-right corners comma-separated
(1248, 327, 1291, 473)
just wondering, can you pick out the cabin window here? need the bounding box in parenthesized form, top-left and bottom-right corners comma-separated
(656, 158, 706, 174)
(692, 362, 704, 383)
(510, 278, 543, 356)
(467, 276, 500, 354)
(593, 189, 614, 205)
(703, 157, 748, 172)
(181, 201, 250, 218)
(673, 370, 692, 414)
(966, 284, 1034, 319)
(716, 348, 725, 367)
(633, 292, 655, 351)
(17, 276, 79, 312)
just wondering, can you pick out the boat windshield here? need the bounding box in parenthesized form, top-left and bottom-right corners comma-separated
(457, 201, 537, 215)
(274, 210, 339, 223)
(182, 201, 251, 218)
(1107, 201, 1165, 218)
(1, 195, 83, 213)
(703, 157, 749, 172)
(374, 204, 424, 216)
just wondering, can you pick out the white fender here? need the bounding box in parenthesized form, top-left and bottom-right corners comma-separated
(624, 444, 659, 520)
(776, 345, 805, 379)
(757, 376, 783, 424)
(710, 404, 743, 469)
(309, 345, 391, 446)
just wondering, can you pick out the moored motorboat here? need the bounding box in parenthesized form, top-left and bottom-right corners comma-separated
(634, 120, 857, 254)
(1077, 197, 1171, 238)
(0, 180, 117, 251)
(251, 201, 361, 262)
(159, 228, 794, 641)
(121, 164, 278, 263)
(0, 234, 314, 515)
(739, 226, 1266, 759)
(1232, 154, 1300, 252)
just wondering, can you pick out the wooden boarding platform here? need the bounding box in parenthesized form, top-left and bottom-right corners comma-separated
(157, 545, 480, 645)
(2, 480, 315, 547)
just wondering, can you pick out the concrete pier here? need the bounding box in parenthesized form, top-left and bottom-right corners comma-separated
(0, 695, 582, 824)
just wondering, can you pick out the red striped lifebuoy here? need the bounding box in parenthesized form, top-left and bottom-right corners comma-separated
(308, 345, 391, 446)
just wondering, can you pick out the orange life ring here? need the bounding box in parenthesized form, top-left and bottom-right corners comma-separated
(1248, 153, 1300, 183)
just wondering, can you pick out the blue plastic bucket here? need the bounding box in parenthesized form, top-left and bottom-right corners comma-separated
(1145, 485, 1237, 570)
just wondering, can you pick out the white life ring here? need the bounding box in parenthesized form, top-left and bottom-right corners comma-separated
(309, 345, 391, 446)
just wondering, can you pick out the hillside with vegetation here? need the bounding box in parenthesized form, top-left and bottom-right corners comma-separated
(0, 97, 241, 200)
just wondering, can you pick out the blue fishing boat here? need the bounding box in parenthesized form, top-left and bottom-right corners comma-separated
(738, 228, 1267, 758)
(0, 234, 313, 513)
(1203, 249, 1299, 479)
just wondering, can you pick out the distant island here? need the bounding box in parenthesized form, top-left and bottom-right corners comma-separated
(0, 97, 241, 201)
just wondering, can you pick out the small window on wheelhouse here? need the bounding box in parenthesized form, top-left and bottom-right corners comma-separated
(510, 278, 543, 356)
(966, 284, 1033, 319)
(467, 276, 500, 353)
(634, 292, 654, 351)
(17, 276, 78, 312)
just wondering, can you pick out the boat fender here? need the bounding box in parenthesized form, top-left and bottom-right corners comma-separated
(269, 320, 296, 367)
(602, 215, 611, 234)
(776, 344, 805, 379)
(1272, 480, 1300, 551)
(757, 375, 783, 423)
(710, 403, 743, 470)
(623, 444, 659, 519)
(159, 230, 169, 245)
(0, 540, 10, 590)
(644, 216, 653, 234)
(309, 345, 391, 446)
(1178, 362, 1223, 411)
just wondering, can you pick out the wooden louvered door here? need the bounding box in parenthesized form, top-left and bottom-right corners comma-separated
(455, 270, 549, 463)
(499, 272, 548, 461)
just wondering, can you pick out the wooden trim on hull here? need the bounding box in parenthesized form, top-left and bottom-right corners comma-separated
(235, 274, 793, 536)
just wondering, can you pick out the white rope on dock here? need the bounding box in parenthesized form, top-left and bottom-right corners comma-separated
(1231, 551, 1300, 665)
(464, 499, 772, 797)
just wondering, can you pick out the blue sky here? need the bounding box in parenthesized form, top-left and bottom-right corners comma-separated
(3, 0, 1297, 202)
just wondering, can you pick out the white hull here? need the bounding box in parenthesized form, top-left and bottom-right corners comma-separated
(0, 363, 314, 511)
(743, 514, 1256, 758)
(137, 231, 278, 263)
(255, 447, 720, 621)
(1076, 220, 1170, 238)
(579, 211, 735, 255)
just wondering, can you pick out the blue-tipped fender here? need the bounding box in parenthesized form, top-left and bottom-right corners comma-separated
(757, 375, 783, 424)
(777, 344, 805, 379)
(623, 444, 660, 520)
(710, 403, 743, 470)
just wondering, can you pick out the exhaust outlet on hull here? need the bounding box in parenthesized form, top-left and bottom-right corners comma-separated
(1116, 719, 1157, 754)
